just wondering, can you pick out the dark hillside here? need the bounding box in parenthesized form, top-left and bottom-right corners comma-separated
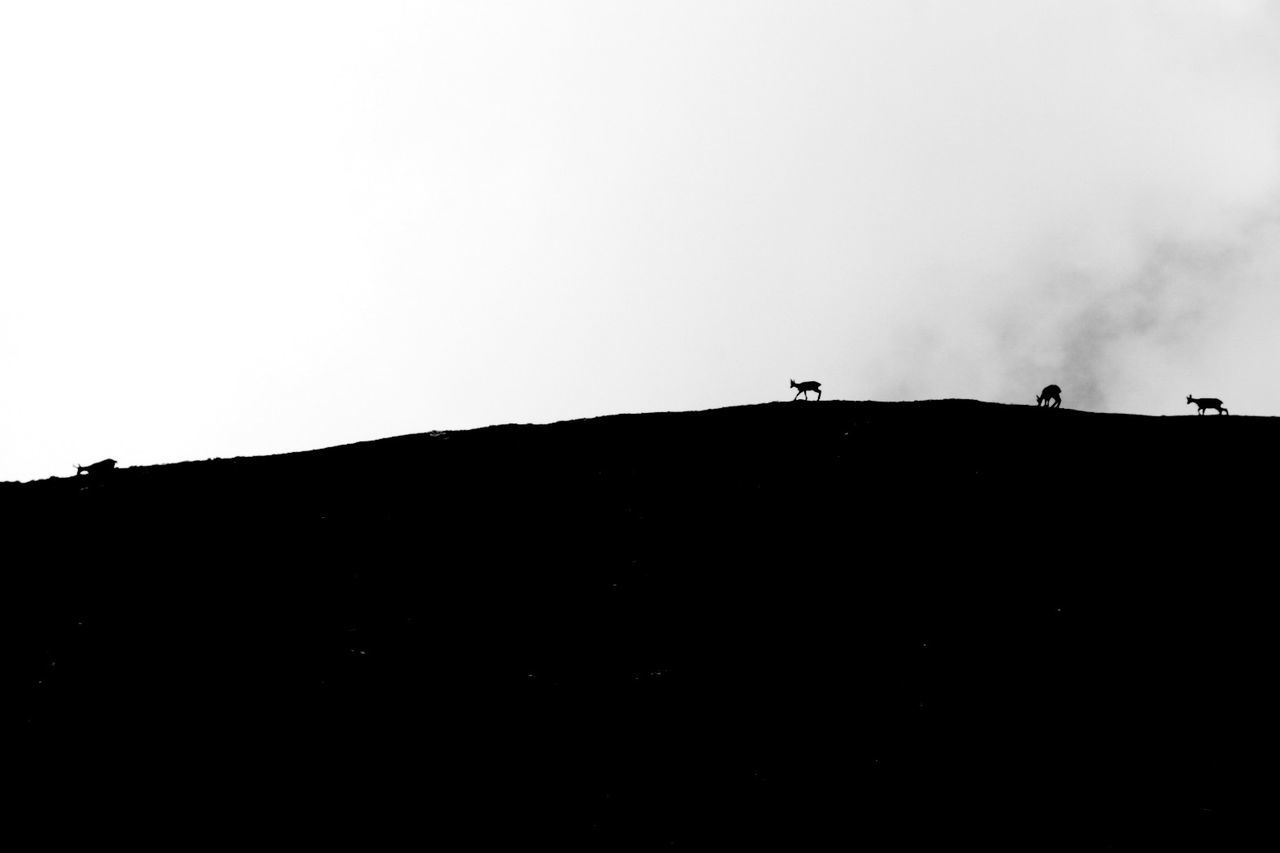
(10, 400, 1268, 848)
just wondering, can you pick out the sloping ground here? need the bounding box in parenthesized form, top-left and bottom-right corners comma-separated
(10, 400, 1267, 848)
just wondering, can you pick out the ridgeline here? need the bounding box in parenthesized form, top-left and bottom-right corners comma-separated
(11, 400, 1265, 848)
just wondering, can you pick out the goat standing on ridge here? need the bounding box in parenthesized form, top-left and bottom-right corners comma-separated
(75, 459, 117, 477)
(1187, 395, 1228, 415)
(790, 379, 821, 401)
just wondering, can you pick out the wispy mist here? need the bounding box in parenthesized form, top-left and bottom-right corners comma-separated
(853, 2, 1280, 413)
(2, 1, 1279, 480)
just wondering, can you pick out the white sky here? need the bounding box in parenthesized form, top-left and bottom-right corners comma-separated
(3, 1, 1279, 480)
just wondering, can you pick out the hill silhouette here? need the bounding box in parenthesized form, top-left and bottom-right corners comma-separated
(10, 399, 1265, 848)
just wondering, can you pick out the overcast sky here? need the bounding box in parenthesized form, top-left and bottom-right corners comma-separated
(3, 1, 1279, 480)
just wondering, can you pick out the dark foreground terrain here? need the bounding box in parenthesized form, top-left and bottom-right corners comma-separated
(10, 400, 1269, 848)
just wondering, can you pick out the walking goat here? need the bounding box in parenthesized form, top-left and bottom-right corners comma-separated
(1186, 395, 1228, 416)
(790, 379, 821, 401)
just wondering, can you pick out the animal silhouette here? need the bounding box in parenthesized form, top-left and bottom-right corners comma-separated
(1187, 395, 1228, 416)
(75, 459, 117, 477)
(1036, 385, 1062, 408)
(790, 379, 821, 401)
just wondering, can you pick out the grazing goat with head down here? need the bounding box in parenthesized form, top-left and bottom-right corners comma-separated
(1036, 385, 1061, 408)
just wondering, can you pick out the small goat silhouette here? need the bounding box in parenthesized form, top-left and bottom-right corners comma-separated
(790, 379, 821, 401)
(75, 459, 117, 477)
(1036, 384, 1062, 408)
(1186, 395, 1228, 416)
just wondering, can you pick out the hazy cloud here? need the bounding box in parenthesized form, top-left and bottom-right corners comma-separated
(2, 1, 1279, 479)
